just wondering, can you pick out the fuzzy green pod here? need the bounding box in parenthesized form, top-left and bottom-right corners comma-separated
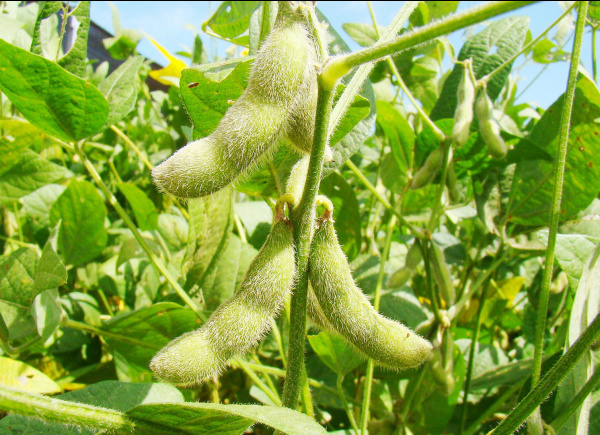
(452, 62, 475, 147)
(309, 219, 432, 370)
(152, 5, 314, 198)
(150, 217, 295, 386)
(475, 90, 507, 159)
(410, 146, 444, 190)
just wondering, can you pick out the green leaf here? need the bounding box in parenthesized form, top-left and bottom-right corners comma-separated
(0, 248, 39, 307)
(20, 184, 66, 227)
(0, 356, 61, 394)
(555, 243, 600, 434)
(116, 182, 158, 231)
(508, 74, 600, 225)
(319, 172, 361, 261)
(31, 289, 63, 341)
(319, 10, 376, 175)
(538, 231, 599, 289)
(308, 331, 364, 376)
(102, 3, 142, 60)
(127, 401, 328, 435)
(49, 179, 108, 267)
(342, 23, 387, 47)
(57, 1, 90, 77)
(199, 235, 242, 311)
(430, 16, 529, 121)
(0, 380, 184, 435)
(203, 1, 260, 42)
(184, 188, 233, 290)
(99, 56, 144, 126)
(471, 358, 533, 391)
(180, 58, 252, 140)
(0, 150, 71, 206)
(0, 39, 109, 142)
(379, 290, 428, 330)
(30, 1, 62, 55)
(0, 120, 48, 177)
(34, 223, 67, 292)
(103, 303, 199, 382)
(376, 101, 415, 173)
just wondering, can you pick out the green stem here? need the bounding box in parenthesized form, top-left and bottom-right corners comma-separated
(491, 311, 600, 435)
(236, 358, 282, 406)
(422, 239, 443, 323)
(64, 319, 158, 350)
(531, 0, 587, 392)
(463, 381, 523, 435)
(110, 125, 189, 221)
(258, 1, 275, 50)
(480, 2, 577, 84)
(550, 363, 600, 430)
(426, 142, 452, 233)
(73, 143, 204, 320)
(329, 1, 420, 133)
(366, 1, 446, 144)
(359, 215, 397, 434)
(323, 1, 537, 82)
(345, 160, 424, 238)
(459, 281, 491, 435)
(592, 25, 598, 83)
(281, 80, 335, 411)
(338, 375, 360, 435)
(0, 385, 137, 432)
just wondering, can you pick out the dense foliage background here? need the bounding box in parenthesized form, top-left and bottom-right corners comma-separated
(1, 1, 600, 434)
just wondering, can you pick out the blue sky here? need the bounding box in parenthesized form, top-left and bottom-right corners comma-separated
(90, 1, 597, 109)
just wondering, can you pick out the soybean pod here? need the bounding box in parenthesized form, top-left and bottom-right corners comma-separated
(452, 60, 475, 148)
(410, 146, 444, 190)
(308, 218, 432, 370)
(475, 89, 507, 159)
(152, 3, 315, 198)
(150, 215, 295, 386)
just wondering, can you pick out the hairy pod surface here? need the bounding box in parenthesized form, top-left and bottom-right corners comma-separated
(475, 90, 507, 159)
(452, 63, 475, 147)
(150, 218, 295, 386)
(309, 220, 432, 370)
(410, 146, 443, 190)
(152, 5, 314, 198)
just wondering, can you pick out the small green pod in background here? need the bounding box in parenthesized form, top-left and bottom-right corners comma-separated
(429, 327, 455, 396)
(150, 215, 296, 386)
(387, 241, 423, 289)
(428, 242, 455, 306)
(446, 162, 460, 203)
(152, 4, 314, 199)
(475, 89, 507, 159)
(452, 61, 475, 148)
(410, 146, 444, 190)
(309, 218, 432, 370)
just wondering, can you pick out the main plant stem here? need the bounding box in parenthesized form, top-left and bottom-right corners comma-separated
(530, 0, 587, 400)
(281, 80, 335, 411)
(322, 1, 537, 83)
(492, 311, 600, 435)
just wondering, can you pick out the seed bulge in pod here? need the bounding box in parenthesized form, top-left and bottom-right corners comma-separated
(309, 219, 432, 370)
(150, 217, 295, 386)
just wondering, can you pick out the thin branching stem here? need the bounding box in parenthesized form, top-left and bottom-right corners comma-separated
(359, 214, 397, 434)
(531, 0, 588, 393)
(492, 310, 600, 435)
(73, 142, 204, 320)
